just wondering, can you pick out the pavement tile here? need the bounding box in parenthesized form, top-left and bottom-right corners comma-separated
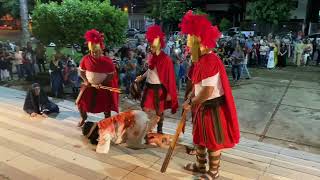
(5, 155, 52, 176)
(236, 99, 277, 135)
(31, 164, 86, 180)
(220, 160, 263, 179)
(122, 172, 153, 180)
(49, 148, 129, 180)
(265, 165, 320, 180)
(0, 128, 59, 154)
(0, 162, 39, 180)
(63, 144, 139, 171)
(133, 166, 179, 180)
(270, 156, 320, 177)
(0, 146, 21, 162)
(232, 83, 287, 104)
(258, 173, 292, 180)
(290, 80, 320, 90)
(240, 132, 261, 141)
(223, 148, 273, 164)
(282, 87, 320, 110)
(265, 105, 320, 147)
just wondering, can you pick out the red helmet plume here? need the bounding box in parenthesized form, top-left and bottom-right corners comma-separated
(180, 10, 221, 49)
(146, 25, 165, 48)
(84, 29, 105, 50)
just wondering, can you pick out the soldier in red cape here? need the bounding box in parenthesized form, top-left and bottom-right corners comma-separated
(181, 11, 240, 179)
(135, 25, 178, 134)
(77, 29, 119, 127)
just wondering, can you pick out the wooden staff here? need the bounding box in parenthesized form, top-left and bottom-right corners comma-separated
(160, 109, 188, 173)
(75, 85, 87, 105)
(90, 84, 122, 93)
(75, 84, 122, 105)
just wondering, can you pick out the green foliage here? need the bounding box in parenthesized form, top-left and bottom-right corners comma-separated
(247, 0, 295, 24)
(219, 18, 232, 31)
(0, 0, 62, 18)
(193, 8, 215, 24)
(0, 0, 22, 18)
(32, 0, 128, 47)
(146, 0, 191, 31)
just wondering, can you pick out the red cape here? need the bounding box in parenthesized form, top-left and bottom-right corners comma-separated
(80, 55, 119, 113)
(191, 53, 240, 143)
(149, 51, 178, 114)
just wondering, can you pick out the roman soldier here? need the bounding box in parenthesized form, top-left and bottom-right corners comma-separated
(135, 25, 178, 134)
(181, 11, 240, 179)
(77, 29, 119, 127)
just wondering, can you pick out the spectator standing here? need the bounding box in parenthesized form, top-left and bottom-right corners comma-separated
(317, 45, 320, 66)
(303, 40, 313, 66)
(231, 44, 244, 82)
(4, 50, 14, 80)
(259, 41, 269, 67)
(124, 49, 137, 96)
(241, 50, 251, 79)
(49, 55, 64, 98)
(137, 41, 147, 55)
(0, 53, 10, 81)
(68, 64, 80, 97)
(294, 40, 304, 67)
(164, 37, 174, 55)
(267, 46, 275, 69)
(35, 42, 46, 72)
(22, 43, 34, 80)
(278, 43, 288, 68)
(273, 43, 279, 67)
(13, 46, 24, 80)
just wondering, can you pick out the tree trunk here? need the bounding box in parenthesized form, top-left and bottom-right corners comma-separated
(19, 0, 30, 46)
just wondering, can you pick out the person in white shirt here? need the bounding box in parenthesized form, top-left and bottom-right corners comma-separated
(259, 41, 269, 67)
(13, 46, 24, 80)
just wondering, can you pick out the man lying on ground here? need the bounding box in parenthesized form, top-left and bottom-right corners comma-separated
(82, 110, 173, 153)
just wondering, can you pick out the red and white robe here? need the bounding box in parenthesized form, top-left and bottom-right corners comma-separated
(191, 53, 240, 151)
(78, 55, 119, 113)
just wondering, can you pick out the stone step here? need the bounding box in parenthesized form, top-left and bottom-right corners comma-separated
(1, 86, 320, 180)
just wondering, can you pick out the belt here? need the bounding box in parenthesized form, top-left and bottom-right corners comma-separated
(196, 95, 226, 145)
(202, 96, 226, 108)
(145, 83, 163, 89)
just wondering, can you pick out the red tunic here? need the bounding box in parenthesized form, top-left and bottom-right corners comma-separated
(142, 51, 178, 114)
(78, 55, 119, 113)
(191, 53, 240, 151)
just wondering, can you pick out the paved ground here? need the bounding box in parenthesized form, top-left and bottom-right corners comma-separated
(232, 67, 320, 154)
(158, 66, 320, 154)
(0, 86, 319, 180)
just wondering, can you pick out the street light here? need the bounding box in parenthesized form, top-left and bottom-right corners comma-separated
(124, 6, 128, 13)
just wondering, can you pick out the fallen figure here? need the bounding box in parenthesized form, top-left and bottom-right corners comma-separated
(82, 110, 162, 153)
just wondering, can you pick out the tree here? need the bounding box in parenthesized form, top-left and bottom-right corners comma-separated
(219, 18, 232, 31)
(193, 8, 215, 24)
(32, 0, 128, 49)
(146, 0, 191, 32)
(19, 0, 30, 46)
(0, 0, 41, 18)
(247, 0, 295, 24)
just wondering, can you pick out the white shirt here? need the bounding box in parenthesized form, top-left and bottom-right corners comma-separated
(195, 73, 224, 100)
(14, 51, 23, 65)
(137, 45, 146, 54)
(79, 67, 108, 85)
(146, 68, 161, 84)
